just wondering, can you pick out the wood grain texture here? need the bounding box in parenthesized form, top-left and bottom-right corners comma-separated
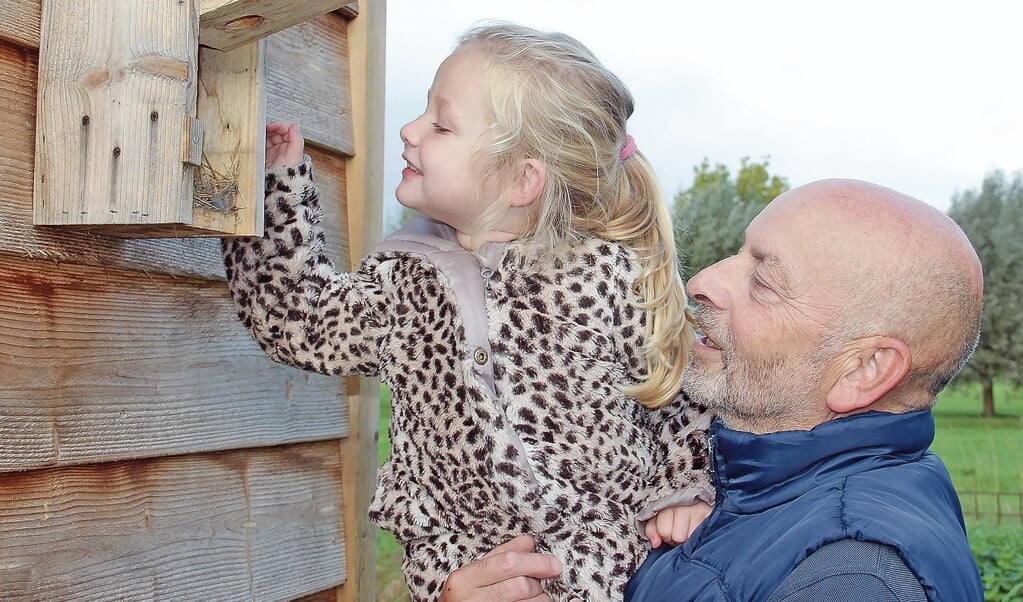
(0, 0, 40, 49)
(338, 2, 386, 600)
(0, 0, 359, 50)
(0, 255, 347, 472)
(1, 6, 353, 232)
(0, 441, 346, 601)
(0, 4, 375, 599)
(266, 12, 355, 156)
(194, 40, 267, 236)
(200, 0, 353, 51)
(0, 39, 350, 278)
(296, 588, 341, 602)
(34, 0, 198, 227)
(309, 144, 353, 266)
(0, 38, 221, 275)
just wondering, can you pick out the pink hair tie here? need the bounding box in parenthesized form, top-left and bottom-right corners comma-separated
(619, 135, 638, 161)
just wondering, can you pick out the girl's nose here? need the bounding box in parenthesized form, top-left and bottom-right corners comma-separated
(399, 116, 421, 146)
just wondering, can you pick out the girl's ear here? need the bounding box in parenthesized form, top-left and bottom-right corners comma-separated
(508, 158, 545, 208)
(825, 336, 911, 415)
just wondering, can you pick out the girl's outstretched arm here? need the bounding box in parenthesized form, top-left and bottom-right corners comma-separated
(265, 121, 304, 168)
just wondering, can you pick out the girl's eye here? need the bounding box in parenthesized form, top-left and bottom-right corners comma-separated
(432, 123, 450, 133)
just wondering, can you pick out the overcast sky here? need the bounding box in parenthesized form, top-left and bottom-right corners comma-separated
(382, 0, 1023, 218)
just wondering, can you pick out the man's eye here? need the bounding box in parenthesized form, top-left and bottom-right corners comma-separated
(752, 275, 771, 290)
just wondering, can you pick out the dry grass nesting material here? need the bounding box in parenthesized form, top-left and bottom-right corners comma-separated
(193, 153, 241, 213)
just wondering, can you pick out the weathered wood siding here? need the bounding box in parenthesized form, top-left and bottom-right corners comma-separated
(0, 2, 383, 600)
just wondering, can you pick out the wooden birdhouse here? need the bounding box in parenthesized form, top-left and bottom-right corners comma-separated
(32, 0, 357, 237)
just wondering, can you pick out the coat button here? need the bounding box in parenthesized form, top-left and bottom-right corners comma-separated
(473, 348, 489, 365)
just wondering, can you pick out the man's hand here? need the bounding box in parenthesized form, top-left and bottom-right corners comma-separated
(439, 534, 563, 602)
(265, 121, 304, 169)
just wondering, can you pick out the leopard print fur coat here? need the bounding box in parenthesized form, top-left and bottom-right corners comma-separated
(222, 160, 713, 601)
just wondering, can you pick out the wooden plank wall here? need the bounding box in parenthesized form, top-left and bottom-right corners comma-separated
(0, 3, 381, 601)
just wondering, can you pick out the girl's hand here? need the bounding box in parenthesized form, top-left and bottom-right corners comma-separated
(645, 501, 713, 548)
(265, 121, 304, 169)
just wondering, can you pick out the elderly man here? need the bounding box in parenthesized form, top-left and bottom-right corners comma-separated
(439, 179, 985, 602)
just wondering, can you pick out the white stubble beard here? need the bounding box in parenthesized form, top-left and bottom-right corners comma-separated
(682, 307, 828, 433)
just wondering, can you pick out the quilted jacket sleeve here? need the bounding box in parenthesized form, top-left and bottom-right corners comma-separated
(635, 393, 716, 523)
(221, 159, 385, 377)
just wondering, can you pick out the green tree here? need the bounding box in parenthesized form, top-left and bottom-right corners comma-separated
(674, 157, 788, 280)
(947, 170, 1023, 417)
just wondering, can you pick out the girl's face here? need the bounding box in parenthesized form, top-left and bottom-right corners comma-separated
(396, 49, 496, 235)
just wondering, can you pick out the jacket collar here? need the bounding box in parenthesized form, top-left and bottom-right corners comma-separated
(711, 410, 935, 512)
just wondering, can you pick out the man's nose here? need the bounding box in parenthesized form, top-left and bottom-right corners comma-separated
(686, 257, 730, 309)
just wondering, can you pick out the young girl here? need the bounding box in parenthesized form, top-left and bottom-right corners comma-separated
(223, 22, 712, 601)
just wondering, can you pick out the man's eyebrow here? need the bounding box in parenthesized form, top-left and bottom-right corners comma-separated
(749, 246, 778, 265)
(750, 245, 794, 290)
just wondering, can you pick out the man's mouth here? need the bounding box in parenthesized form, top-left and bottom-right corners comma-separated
(694, 321, 722, 350)
(692, 307, 722, 351)
(700, 334, 721, 350)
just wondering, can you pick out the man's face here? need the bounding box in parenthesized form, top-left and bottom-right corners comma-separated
(682, 193, 844, 432)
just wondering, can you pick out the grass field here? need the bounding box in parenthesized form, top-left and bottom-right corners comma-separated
(930, 381, 1023, 526)
(374, 380, 1023, 599)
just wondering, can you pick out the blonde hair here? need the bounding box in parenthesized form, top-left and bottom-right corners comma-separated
(457, 22, 694, 408)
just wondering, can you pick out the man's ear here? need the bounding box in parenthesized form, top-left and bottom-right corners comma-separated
(508, 158, 545, 208)
(825, 336, 911, 415)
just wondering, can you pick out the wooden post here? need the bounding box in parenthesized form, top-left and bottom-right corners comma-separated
(339, 1, 386, 601)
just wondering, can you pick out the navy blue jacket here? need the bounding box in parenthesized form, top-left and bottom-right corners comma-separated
(626, 410, 984, 601)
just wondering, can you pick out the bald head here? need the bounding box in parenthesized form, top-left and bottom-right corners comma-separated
(764, 179, 984, 403)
